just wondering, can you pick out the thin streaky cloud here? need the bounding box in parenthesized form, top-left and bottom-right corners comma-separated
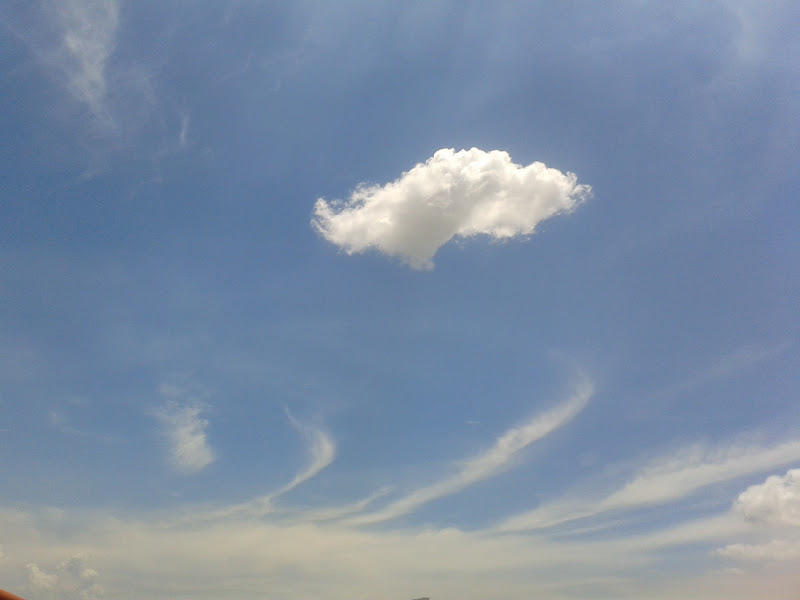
(344, 377, 593, 526)
(497, 439, 800, 533)
(601, 440, 800, 509)
(274, 412, 336, 499)
(276, 487, 392, 525)
(647, 341, 794, 406)
(191, 416, 335, 522)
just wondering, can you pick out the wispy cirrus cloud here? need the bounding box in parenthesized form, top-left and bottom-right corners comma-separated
(600, 441, 800, 510)
(345, 377, 593, 526)
(498, 438, 800, 532)
(313, 147, 591, 269)
(196, 415, 336, 521)
(277, 413, 336, 498)
(53, 0, 120, 126)
(151, 401, 215, 475)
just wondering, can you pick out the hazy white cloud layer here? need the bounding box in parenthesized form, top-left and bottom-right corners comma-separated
(734, 468, 800, 527)
(152, 401, 215, 474)
(312, 148, 591, 269)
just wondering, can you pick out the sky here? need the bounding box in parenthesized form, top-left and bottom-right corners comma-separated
(0, 1, 799, 599)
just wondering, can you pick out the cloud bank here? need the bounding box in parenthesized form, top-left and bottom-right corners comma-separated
(312, 148, 591, 269)
(152, 401, 215, 474)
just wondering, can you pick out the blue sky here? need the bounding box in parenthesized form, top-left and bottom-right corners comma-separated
(1, 1, 799, 599)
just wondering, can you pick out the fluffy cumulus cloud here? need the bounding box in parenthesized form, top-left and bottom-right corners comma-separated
(26, 555, 104, 600)
(312, 148, 591, 269)
(151, 401, 215, 474)
(714, 469, 800, 563)
(733, 468, 800, 527)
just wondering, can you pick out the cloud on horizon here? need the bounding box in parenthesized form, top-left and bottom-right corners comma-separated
(312, 148, 591, 269)
(26, 554, 104, 600)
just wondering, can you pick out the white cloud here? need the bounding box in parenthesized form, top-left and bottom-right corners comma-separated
(312, 147, 591, 269)
(717, 539, 800, 561)
(733, 468, 800, 527)
(152, 401, 215, 474)
(498, 439, 800, 532)
(601, 441, 800, 510)
(3, 505, 636, 600)
(278, 414, 336, 497)
(27, 563, 58, 591)
(346, 377, 593, 525)
(193, 417, 336, 521)
(55, 0, 120, 123)
(5, 499, 791, 600)
(27, 555, 104, 600)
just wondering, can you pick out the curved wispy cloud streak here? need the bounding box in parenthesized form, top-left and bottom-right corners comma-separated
(274, 413, 336, 498)
(498, 439, 800, 532)
(345, 378, 593, 526)
(195, 416, 335, 521)
(313, 147, 591, 269)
